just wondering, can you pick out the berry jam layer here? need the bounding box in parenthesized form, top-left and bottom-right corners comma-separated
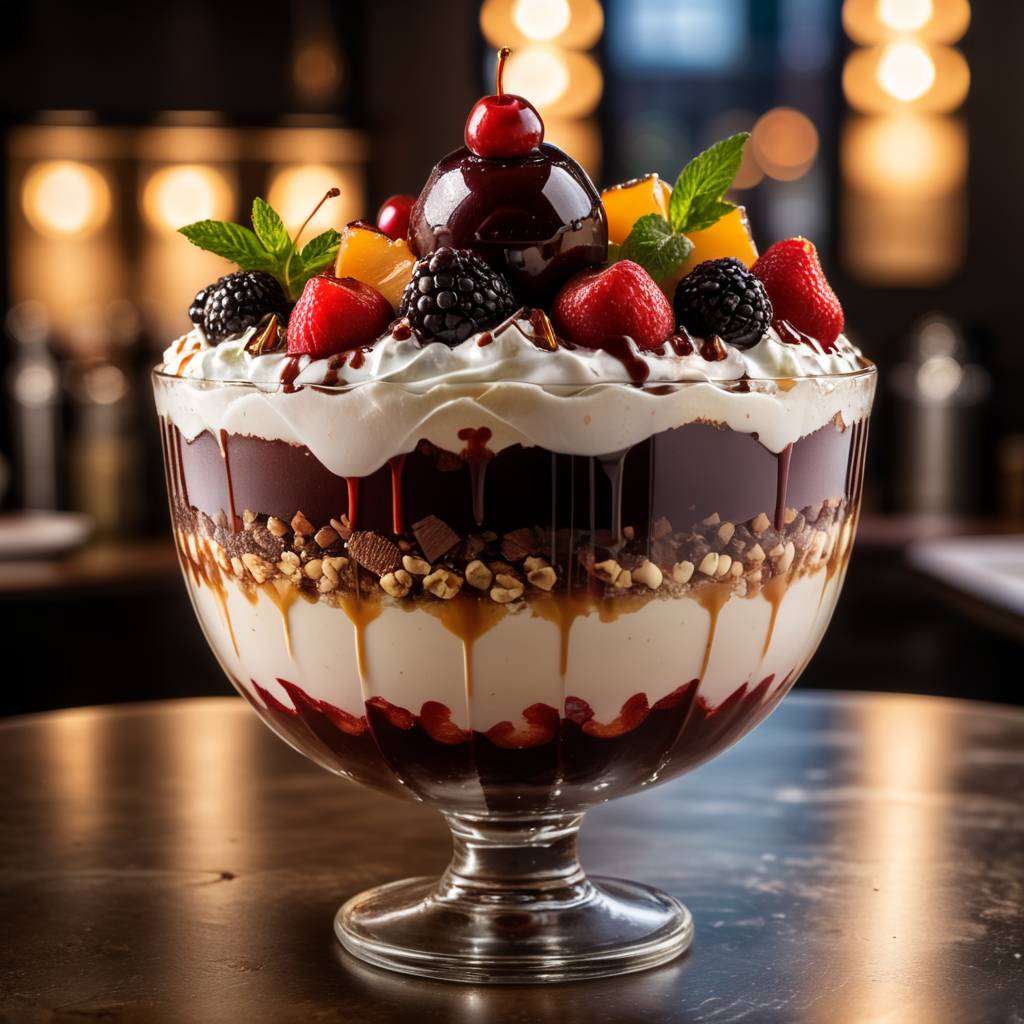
(162, 411, 866, 812)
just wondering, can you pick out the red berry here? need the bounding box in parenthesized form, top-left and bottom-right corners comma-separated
(465, 94, 544, 158)
(751, 238, 844, 349)
(376, 195, 416, 241)
(464, 46, 544, 159)
(551, 261, 675, 351)
(287, 276, 394, 358)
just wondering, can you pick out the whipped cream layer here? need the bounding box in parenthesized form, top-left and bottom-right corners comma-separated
(155, 318, 874, 478)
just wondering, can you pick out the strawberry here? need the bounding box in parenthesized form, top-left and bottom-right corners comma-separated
(550, 260, 675, 351)
(751, 238, 843, 348)
(287, 275, 394, 357)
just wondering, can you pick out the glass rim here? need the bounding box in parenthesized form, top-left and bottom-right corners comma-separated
(152, 359, 877, 394)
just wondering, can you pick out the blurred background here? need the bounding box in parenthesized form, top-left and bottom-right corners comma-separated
(0, 0, 1021, 716)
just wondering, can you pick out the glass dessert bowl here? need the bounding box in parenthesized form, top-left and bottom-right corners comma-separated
(154, 361, 874, 982)
(156, 54, 875, 982)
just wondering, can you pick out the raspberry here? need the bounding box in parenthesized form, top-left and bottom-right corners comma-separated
(672, 258, 772, 351)
(399, 247, 516, 345)
(550, 260, 675, 351)
(751, 238, 843, 348)
(188, 270, 291, 342)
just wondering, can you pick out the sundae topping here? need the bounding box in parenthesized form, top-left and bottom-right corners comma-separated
(188, 269, 292, 342)
(287, 275, 394, 357)
(617, 134, 748, 284)
(334, 222, 416, 313)
(399, 247, 516, 345)
(464, 46, 545, 159)
(602, 174, 672, 247)
(551, 260, 674, 352)
(375, 194, 417, 242)
(179, 192, 342, 306)
(672, 257, 773, 351)
(752, 238, 844, 348)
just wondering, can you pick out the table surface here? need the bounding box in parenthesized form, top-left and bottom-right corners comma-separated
(2, 692, 1022, 1024)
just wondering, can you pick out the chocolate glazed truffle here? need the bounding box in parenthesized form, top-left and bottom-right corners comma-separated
(408, 143, 608, 309)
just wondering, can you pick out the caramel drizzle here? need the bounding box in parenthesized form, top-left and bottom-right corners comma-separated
(760, 573, 790, 660)
(436, 596, 503, 700)
(340, 591, 384, 682)
(695, 584, 732, 681)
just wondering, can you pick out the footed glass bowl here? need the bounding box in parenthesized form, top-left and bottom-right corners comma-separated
(154, 367, 875, 983)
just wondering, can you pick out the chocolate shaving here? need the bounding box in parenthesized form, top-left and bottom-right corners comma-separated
(412, 515, 460, 563)
(417, 439, 464, 473)
(652, 517, 673, 539)
(501, 527, 541, 562)
(347, 531, 401, 576)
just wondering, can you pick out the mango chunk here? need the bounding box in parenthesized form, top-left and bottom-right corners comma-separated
(601, 174, 673, 246)
(334, 226, 415, 313)
(658, 206, 758, 301)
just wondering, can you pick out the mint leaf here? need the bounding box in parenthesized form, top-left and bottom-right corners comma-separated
(178, 220, 277, 272)
(619, 214, 694, 282)
(299, 228, 342, 275)
(251, 197, 292, 258)
(669, 133, 749, 234)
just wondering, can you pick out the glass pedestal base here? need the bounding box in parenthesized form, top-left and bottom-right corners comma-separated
(335, 813, 693, 984)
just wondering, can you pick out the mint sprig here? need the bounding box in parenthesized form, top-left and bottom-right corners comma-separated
(617, 133, 750, 282)
(179, 195, 342, 303)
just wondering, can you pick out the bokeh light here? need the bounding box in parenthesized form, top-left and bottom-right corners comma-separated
(877, 0, 933, 31)
(844, 41, 968, 113)
(22, 160, 111, 239)
(841, 114, 967, 198)
(751, 108, 819, 181)
(843, 0, 970, 44)
(503, 45, 570, 108)
(513, 0, 571, 40)
(293, 43, 343, 101)
(142, 165, 234, 234)
(267, 164, 360, 234)
(877, 40, 936, 101)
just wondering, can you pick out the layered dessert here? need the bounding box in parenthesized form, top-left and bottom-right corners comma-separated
(155, 61, 874, 817)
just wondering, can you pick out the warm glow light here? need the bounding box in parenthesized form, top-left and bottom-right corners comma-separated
(542, 117, 601, 179)
(842, 114, 966, 199)
(481, 0, 603, 50)
(294, 43, 342, 99)
(843, 0, 970, 45)
(503, 45, 570, 108)
(844, 41, 969, 113)
(143, 165, 233, 234)
(267, 164, 349, 233)
(22, 160, 111, 239)
(877, 40, 936, 101)
(877, 0, 933, 31)
(751, 108, 819, 181)
(513, 0, 571, 40)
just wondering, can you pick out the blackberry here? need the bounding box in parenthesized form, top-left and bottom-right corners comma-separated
(189, 270, 292, 342)
(673, 257, 772, 351)
(399, 247, 516, 345)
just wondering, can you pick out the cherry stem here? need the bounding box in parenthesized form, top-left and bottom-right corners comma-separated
(496, 46, 511, 99)
(292, 187, 341, 251)
(283, 187, 341, 301)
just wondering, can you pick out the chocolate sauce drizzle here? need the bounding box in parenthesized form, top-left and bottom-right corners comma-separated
(458, 427, 495, 526)
(600, 336, 651, 383)
(219, 428, 238, 532)
(774, 443, 793, 532)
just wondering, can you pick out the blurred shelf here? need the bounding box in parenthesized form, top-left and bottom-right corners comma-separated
(0, 537, 179, 596)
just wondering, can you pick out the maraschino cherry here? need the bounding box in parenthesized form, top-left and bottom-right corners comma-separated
(464, 46, 544, 158)
(376, 195, 416, 241)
